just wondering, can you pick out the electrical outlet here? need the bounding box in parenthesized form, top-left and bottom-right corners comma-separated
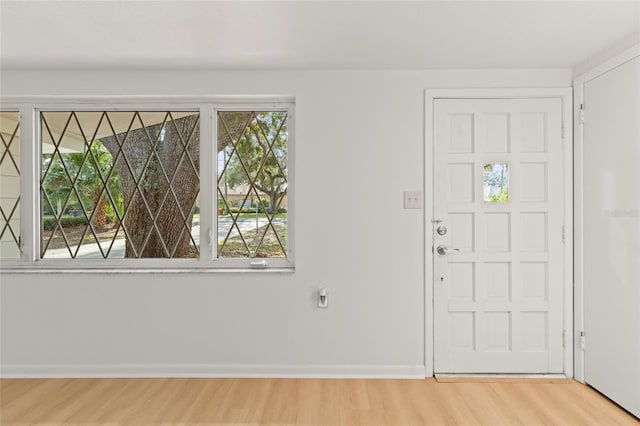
(404, 191, 422, 209)
(318, 287, 328, 308)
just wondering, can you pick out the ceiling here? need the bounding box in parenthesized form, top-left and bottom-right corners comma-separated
(1, 1, 639, 70)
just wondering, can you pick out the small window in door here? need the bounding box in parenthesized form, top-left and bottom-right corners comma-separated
(483, 163, 509, 202)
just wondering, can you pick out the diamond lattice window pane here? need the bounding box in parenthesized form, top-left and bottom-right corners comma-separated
(217, 111, 288, 259)
(0, 111, 21, 259)
(40, 111, 200, 259)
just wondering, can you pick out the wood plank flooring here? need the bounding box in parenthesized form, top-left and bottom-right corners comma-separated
(1, 378, 638, 425)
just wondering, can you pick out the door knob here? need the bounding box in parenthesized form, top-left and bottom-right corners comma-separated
(436, 245, 460, 255)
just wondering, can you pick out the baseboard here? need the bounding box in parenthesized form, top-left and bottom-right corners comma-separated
(435, 373, 569, 383)
(0, 363, 426, 379)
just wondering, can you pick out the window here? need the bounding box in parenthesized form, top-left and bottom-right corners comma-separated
(483, 163, 509, 203)
(0, 98, 294, 271)
(216, 111, 289, 260)
(1, 111, 20, 259)
(40, 110, 200, 259)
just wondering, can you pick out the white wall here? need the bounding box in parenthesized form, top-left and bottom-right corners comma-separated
(0, 68, 571, 377)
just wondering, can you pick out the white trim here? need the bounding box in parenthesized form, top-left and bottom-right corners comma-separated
(424, 92, 434, 378)
(1, 95, 295, 106)
(424, 87, 574, 379)
(424, 88, 571, 100)
(572, 82, 585, 383)
(573, 44, 640, 84)
(199, 103, 215, 263)
(571, 43, 640, 384)
(560, 90, 574, 379)
(435, 373, 567, 379)
(12, 104, 39, 263)
(0, 267, 295, 274)
(0, 364, 426, 379)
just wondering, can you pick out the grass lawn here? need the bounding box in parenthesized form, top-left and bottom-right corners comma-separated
(219, 212, 286, 220)
(218, 222, 287, 258)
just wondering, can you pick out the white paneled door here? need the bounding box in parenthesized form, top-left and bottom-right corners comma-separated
(433, 98, 565, 374)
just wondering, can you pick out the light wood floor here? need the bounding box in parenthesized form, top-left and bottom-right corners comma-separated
(1, 378, 638, 425)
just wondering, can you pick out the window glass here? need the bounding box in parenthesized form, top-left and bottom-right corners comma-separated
(40, 111, 200, 259)
(483, 163, 509, 203)
(0, 111, 21, 259)
(217, 111, 288, 258)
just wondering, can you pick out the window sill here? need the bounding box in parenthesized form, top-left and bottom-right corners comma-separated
(0, 265, 295, 274)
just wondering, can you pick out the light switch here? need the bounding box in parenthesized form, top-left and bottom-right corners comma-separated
(404, 191, 422, 209)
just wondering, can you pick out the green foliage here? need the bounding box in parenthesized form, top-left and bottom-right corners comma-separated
(222, 112, 288, 214)
(42, 140, 123, 218)
(104, 198, 122, 224)
(42, 215, 89, 231)
(220, 212, 286, 220)
(488, 187, 509, 202)
(252, 198, 270, 212)
(225, 207, 258, 214)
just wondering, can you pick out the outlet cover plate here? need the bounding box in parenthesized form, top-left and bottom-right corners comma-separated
(404, 191, 422, 209)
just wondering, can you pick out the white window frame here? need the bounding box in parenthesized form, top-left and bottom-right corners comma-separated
(212, 104, 295, 270)
(0, 96, 295, 272)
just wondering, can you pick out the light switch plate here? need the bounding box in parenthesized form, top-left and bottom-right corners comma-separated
(404, 191, 422, 209)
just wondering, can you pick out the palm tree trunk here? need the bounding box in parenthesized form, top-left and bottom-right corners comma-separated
(92, 194, 108, 231)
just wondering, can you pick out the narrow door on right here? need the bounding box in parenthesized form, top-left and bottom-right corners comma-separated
(583, 55, 640, 418)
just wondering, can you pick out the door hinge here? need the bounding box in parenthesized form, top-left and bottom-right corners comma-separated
(580, 104, 585, 124)
(562, 330, 566, 348)
(562, 225, 566, 244)
(561, 121, 565, 140)
(580, 331, 586, 351)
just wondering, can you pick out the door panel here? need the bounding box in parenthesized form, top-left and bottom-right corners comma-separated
(434, 98, 565, 374)
(583, 56, 640, 418)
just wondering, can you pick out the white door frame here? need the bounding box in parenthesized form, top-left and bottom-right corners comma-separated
(424, 88, 574, 378)
(572, 44, 640, 384)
